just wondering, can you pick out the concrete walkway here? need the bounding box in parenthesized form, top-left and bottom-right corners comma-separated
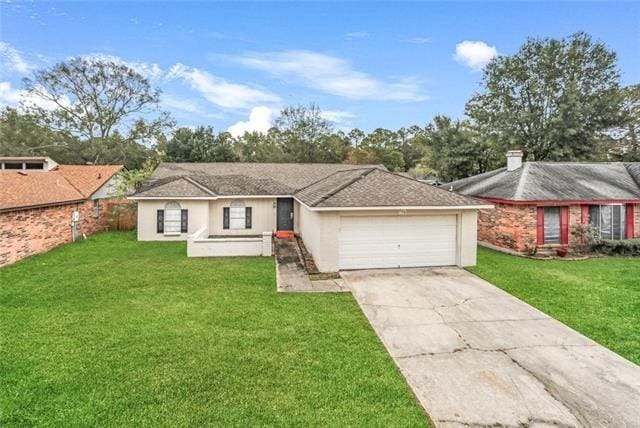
(274, 238, 349, 292)
(341, 267, 640, 428)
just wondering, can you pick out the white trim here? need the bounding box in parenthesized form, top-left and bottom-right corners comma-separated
(216, 195, 286, 199)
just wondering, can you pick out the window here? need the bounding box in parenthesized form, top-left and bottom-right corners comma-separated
(543, 207, 561, 244)
(25, 162, 44, 170)
(223, 200, 252, 230)
(4, 162, 22, 170)
(92, 199, 101, 218)
(589, 205, 626, 240)
(164, 202, 182, 234)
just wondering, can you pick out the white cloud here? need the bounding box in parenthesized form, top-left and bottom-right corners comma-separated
(230, 50, 427, 102)
(345, 31, 370, 40)
(162, 94, 223, 119)
(227, 106, 275, 137)
(83, 54, 164, 80)
(454, 40, 498, 71)
(167, 63, 281, 110)
(0, 81, 70, 111)
(320, 110, 355, 124)
(0, 42, 34, 74)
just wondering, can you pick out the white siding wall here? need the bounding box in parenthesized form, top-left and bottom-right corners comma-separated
(137, 200, 209, 241)
(297, 203, 340, 272)
(298, 205, 481, 272)
(459, 210, 478, 267)
(209, 198, 276, 236)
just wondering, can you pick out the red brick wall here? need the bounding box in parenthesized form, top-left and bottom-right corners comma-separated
(568, 204, 584, 246)
(635, 204, 640, 239)
(477, 203, 538, 252)
(0, 199, 110, 268)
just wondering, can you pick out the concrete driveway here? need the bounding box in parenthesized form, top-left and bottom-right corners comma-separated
(341, 268, 640, 428)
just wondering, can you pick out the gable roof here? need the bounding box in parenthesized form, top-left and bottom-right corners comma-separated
(449, 162, 640, 202)
(133, 162, 488, 209)
(134, 163, 386, 197)
(296, 168, 486, 208)
(0, 164, 123, 212)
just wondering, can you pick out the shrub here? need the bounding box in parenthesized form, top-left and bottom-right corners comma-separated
(592, 239, 640, 256)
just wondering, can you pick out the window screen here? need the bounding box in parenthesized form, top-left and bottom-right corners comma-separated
(543, 207, 561, 244)
(589, 205, 626, 240)
(229, 206, 246, 229)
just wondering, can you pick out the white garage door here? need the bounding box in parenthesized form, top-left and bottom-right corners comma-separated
(338, 215, 458, 270)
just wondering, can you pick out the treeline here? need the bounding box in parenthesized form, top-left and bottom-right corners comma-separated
(1, 32, 638, 183)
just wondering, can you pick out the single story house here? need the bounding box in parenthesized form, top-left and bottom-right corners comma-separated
(0, 157, 123, 267)
(130, 163, 491, 272)
(448, 151, 640, 254)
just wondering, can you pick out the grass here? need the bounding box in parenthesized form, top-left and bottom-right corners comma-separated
(468, 246, 640, 365)
(0, 232, 427, 427)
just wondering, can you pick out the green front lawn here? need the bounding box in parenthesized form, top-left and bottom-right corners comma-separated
(468, 247, 640, 365)
(0, 232, 427, 427)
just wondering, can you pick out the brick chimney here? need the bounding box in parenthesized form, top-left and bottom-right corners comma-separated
(506, 150, 523, 171)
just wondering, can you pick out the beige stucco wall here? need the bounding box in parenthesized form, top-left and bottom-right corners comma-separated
(209, 198, 277, 236)
(137, 199, 209, 241)
(298, 205, 481, 272)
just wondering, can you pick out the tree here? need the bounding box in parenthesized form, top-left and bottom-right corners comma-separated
(273, 104, 335, 162)
(466, 32, 624, 162)
(423, 116, 498, 182)
(22, 57, 173, 164)
(606, 84, 640, 161)
(164, 126, 239, 162)
(0, 108, 80, 162)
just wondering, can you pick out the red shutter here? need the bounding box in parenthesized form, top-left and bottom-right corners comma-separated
(536, 207, 544, 245)
(581, 205, 589, 224)
(560, 206, 569, 245)
(627, 204, 635, 239)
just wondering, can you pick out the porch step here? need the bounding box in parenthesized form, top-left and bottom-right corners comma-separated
(275, 230, 295, 239)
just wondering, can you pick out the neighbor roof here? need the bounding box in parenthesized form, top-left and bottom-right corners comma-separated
(449, 162, 640, 202)
(0, 164, 123, 212)
(133, 162, 487, 208)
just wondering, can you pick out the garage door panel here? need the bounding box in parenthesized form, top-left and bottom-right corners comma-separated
(339, 215, 457, 270)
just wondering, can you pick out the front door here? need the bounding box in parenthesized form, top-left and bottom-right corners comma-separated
(277, 198, 294, 230)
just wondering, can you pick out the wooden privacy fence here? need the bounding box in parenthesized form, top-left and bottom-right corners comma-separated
(105, 200, 137, 231)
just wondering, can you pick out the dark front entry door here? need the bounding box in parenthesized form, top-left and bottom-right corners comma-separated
(277, 198, 294, 230)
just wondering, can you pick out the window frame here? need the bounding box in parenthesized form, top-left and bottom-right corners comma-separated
(163, 201, 182, 235)
(543, 206, 561, 245)
(589, 204, 626, 240)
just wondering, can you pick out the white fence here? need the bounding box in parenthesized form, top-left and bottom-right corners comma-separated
(187, 226, 272, 257)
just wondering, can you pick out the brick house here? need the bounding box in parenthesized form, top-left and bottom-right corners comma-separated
(449, 151, 640, 254)
(0, 157, 123, 267)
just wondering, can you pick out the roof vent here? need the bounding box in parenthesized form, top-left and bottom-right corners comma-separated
(506, 150, 523, 171)
(18, 171, 28, 176)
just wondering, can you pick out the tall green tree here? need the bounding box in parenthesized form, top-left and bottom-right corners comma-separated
(164, 126, 239, 162)
(466, 32, 624, 161)
(22, 57, 173, 165)
(606, 84, 640, 161)
(424, 116, 498, 182)
(272, 104, 336, 162)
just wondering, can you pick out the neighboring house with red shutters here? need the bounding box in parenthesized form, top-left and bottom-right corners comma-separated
(0, 157, 123, 267)
(448, 151, 640, 254)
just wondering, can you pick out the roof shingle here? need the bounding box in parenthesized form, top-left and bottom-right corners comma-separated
(449, 162, 640, 201)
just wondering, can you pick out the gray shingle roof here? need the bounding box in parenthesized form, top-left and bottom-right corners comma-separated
(133, 162, 487, 208)
(449, 162, 640, 201)
(296, 168, 487, 207)
(139, 163, 384, 196)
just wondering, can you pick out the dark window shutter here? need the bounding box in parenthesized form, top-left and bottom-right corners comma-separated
(223, 207, 230, 229)
(157, 209, 164, 233)
(245, 207, 252, 229)
(181, 209, 188, 233)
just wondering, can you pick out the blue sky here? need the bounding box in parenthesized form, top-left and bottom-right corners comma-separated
(1, 1, 639, 135)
